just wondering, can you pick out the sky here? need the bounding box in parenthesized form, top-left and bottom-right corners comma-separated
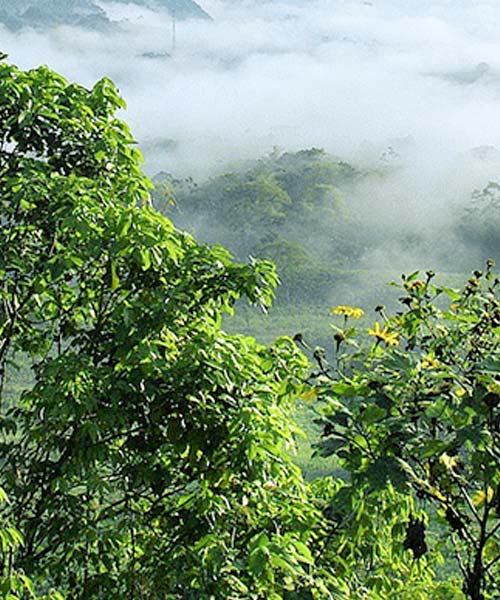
(2, 0, 500, 191)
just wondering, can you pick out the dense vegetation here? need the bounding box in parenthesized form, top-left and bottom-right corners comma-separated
(317, 270, 500, 600)
(2, 57, 500, 599)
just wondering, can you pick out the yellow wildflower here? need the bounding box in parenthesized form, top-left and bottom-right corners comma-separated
(368, 322, 399, 346)
(421, 356, 439, 369)
(330, 305, 365, 319)
(455, 387, 467, 398)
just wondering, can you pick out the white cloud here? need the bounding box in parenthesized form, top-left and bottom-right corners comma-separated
(3, 0, 500, 183)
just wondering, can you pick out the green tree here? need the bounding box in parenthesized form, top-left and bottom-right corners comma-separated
(317, 266, 500, 599)
(458, 182, 500, 265)
(0, 57, 328, 599)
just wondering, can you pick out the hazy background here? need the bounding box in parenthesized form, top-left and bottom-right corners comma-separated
(2, 1, 500, 169)
(3, 0, 500, 278)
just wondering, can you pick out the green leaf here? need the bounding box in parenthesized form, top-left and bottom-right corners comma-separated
(292, 540, 314, 565)
(361, 404, 386, 425)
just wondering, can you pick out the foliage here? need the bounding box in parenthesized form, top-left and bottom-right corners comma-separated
(317, 264, 500, 599)
(0, 488, 63, 600)
(311, 478, 463, 599)
(3, 53, 495, 600)
(0, 57, 328, 598)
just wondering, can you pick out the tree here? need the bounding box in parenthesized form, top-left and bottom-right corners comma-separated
(0, 57, 328, 598)
(316, 266, 500, 599)
(458, 182, 500, 265)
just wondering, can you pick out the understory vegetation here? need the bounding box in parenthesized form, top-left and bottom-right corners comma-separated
(2, 57, 500, 600)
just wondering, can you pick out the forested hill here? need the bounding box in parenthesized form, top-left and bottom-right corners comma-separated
(0, 0, 210, 30)
(153, 147, 500, 308)
(0, 0, 108, 29)
(153, 149, 365, 304)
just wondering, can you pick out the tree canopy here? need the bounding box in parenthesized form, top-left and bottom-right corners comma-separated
(0, 57, 326, 599)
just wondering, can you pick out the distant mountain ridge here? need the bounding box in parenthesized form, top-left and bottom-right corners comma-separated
(0, 0, 210, 30)
(111, 0, 210, 20)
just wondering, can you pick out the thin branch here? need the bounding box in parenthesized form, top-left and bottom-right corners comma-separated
(451, 472, 482, 526)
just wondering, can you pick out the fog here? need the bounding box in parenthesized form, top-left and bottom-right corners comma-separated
(2, 0, 500, 276)
(2, 1, 500, 169)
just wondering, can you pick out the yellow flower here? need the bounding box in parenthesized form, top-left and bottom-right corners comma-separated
(421, 356, 439, 369)
(330, 305, 365, 319)
(407, 280, 425, 290)
(368, 322, 399, 346)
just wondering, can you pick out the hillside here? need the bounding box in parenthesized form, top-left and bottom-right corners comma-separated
(0, 0, 210, 30)
(0, 0, 109, 29)
(153, 149, 364, 305)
